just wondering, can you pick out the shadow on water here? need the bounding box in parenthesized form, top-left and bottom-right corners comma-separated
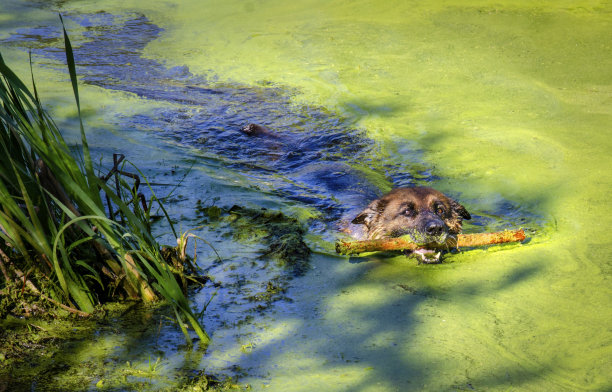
(1, 245, 565, 391)
(219, 256, 560, 390)
(1, 303, 221, 390)
(341, 98, 408, 119)
(0, 9, 559, 391)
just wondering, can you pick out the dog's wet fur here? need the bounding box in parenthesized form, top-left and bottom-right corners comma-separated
(351, 187, 471, 263)
(240, 124, 470, 263)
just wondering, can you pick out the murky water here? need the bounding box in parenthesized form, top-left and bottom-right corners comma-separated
(1, 0, 611, 391)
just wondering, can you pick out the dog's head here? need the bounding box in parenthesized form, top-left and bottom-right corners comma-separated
(351, 187, 471, 262)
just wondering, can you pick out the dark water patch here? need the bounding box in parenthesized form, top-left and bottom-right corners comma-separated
(1, 12, 434, 223)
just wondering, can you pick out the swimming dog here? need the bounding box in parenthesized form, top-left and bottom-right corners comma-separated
(240, 124, 471, 263)
(351, 187, 471, 263)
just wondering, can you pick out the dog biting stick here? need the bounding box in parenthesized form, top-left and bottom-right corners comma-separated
(335, 229, 526, 255)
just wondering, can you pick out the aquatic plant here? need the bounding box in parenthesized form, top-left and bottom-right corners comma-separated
(0, 18, 209, 345)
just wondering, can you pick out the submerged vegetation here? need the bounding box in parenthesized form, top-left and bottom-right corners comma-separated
(0, 20, 208, 345)
(0, 302, 245, 391)
(196, 203, 311, 275)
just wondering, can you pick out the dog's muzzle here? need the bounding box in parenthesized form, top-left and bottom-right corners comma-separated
(402, 216, 451, 263)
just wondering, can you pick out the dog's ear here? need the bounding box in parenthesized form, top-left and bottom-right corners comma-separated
(352, 199, 387, 226)
(450, 199, 471, 220)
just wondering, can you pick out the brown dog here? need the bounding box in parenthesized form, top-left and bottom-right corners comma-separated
(351, 187, 471, 263)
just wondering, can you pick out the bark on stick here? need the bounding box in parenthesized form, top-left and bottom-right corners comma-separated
(335, 229, 526, 255)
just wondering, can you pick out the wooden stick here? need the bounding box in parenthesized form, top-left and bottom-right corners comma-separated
(335, 229, 526, 255)
(454, 230, 526, 247)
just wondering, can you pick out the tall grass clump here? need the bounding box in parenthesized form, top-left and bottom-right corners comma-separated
(0, 19, 209, 346)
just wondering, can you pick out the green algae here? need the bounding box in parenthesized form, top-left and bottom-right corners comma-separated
(0, 303, 244, 392)
(1, 1, 611, 391)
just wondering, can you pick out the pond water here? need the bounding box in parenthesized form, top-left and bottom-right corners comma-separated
(1, 0, 611, 391)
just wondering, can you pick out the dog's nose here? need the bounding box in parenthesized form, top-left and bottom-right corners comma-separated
(425, 222, 444, 236)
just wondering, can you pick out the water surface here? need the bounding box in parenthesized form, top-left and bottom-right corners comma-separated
(1, 1, 610, 391)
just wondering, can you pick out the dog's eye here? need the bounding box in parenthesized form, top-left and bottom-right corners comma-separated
(402, 204, 416, 217)
(435, 204, 446, 216)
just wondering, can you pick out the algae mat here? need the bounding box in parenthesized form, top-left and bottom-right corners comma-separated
(1, 0, 611, 391)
